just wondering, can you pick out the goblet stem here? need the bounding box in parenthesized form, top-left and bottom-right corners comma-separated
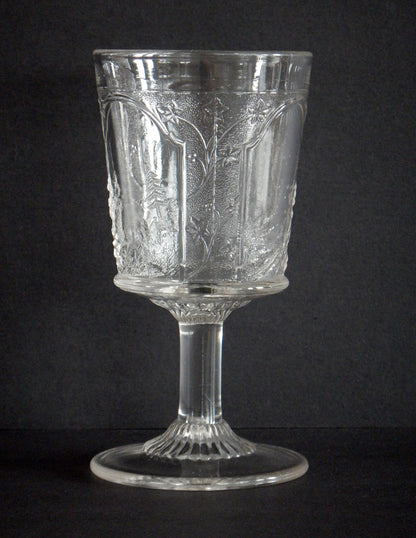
(178, 322, 223, 424)
(91, 300, 308, 486)
(142, 315, 256, 460)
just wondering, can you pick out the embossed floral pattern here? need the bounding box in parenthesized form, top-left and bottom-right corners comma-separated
(156, 101, 181, 127)
(220, 144, 241, 167)
(201, 96, 229, 128)
(247, 98, 273, 123)
(102, 91, 305, 282)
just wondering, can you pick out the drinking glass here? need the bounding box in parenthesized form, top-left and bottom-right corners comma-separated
(91, 50, 312, 490)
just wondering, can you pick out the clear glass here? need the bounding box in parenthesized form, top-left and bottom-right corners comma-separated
(90, 49, 312, 490)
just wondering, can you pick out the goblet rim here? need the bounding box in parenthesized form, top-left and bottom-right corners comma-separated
(93, 49, 313, 60)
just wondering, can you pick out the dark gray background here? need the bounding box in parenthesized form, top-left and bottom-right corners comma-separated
(2, 0, 415, 430)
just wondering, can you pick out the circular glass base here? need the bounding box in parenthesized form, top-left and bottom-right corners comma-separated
(90, 441, 308, 491)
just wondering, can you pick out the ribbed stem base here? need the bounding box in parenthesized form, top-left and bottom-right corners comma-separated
(142, 418, 255, 460)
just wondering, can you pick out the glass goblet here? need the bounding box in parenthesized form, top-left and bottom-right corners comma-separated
(91, 50, 312, 490)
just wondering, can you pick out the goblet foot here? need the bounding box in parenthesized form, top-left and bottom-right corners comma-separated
(90, 420, 308, 490)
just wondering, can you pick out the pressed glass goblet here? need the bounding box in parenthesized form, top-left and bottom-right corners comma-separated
(91, 50, 312, 490)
